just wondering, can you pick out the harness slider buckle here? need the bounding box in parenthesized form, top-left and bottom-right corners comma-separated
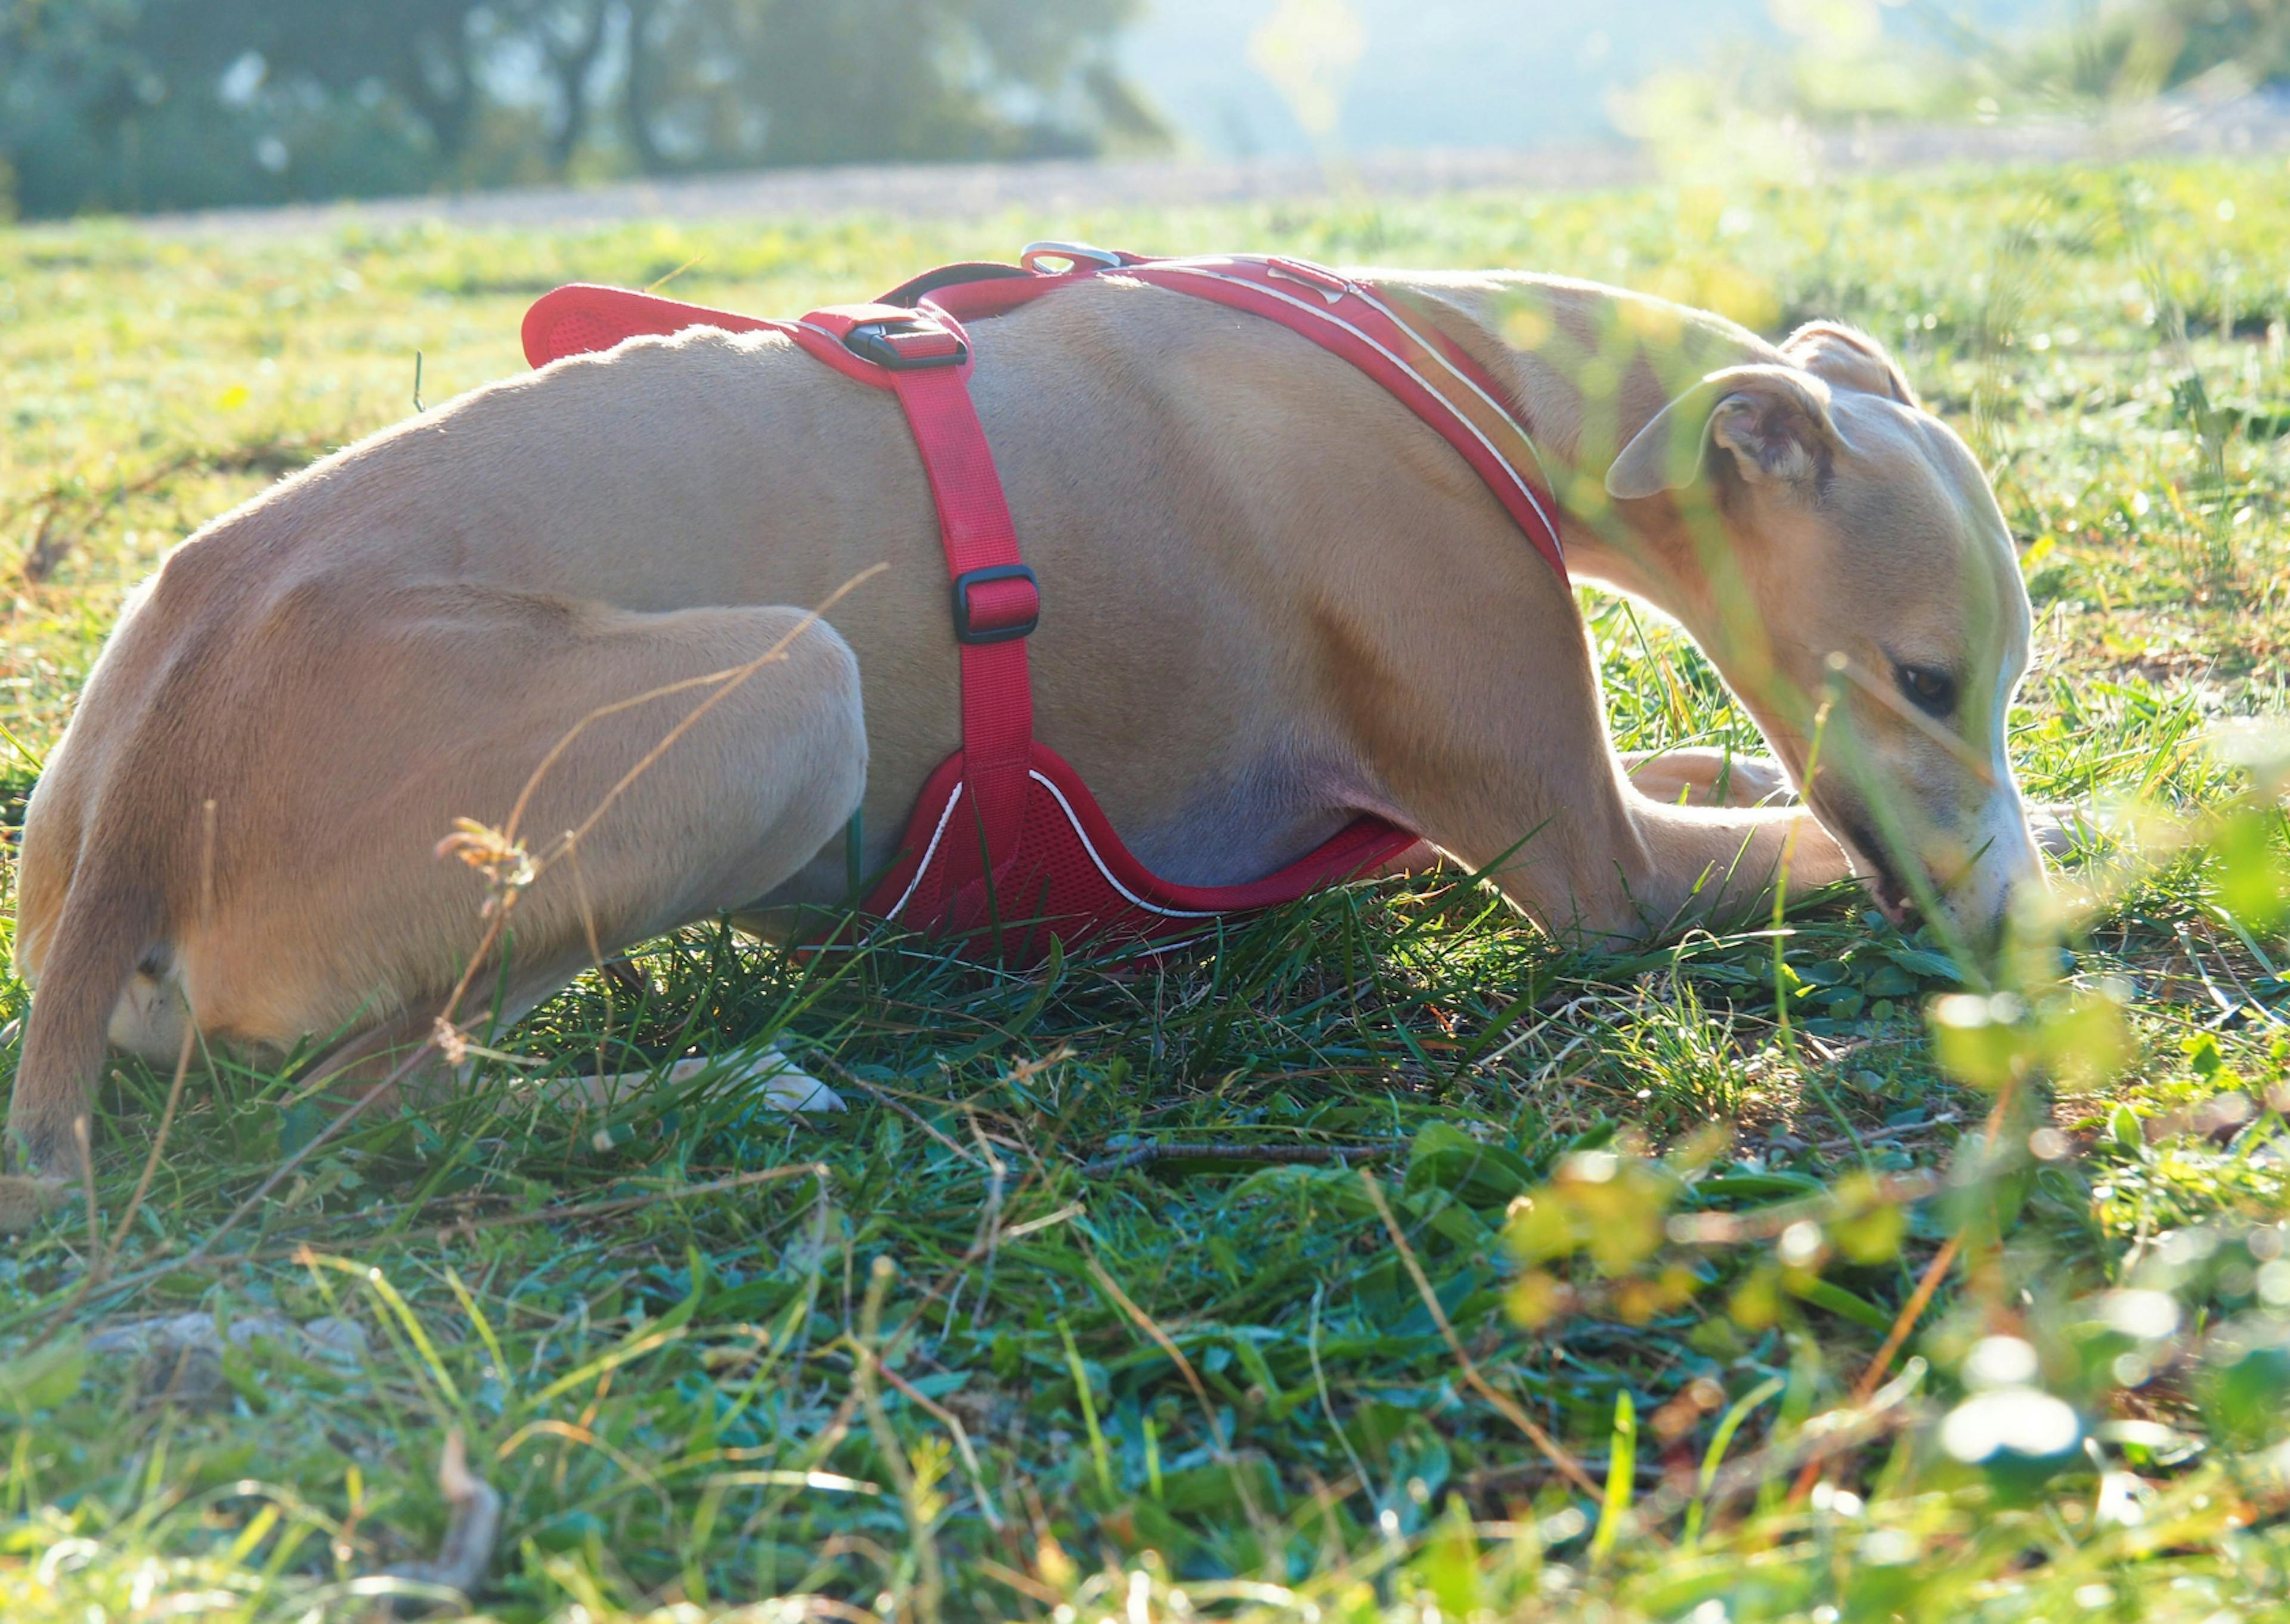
(951, 564, 1040, 645)
(845, 318, 967, 371)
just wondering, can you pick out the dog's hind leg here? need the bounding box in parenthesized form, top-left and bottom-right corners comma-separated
(277, 598, 869, 1096)
(3, 596, 866, 1229)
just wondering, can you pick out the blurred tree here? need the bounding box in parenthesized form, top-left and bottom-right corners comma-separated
(1623, 0, 2290, 141)
(623, 0, 1161, 171)
(1911, 0, 2290, 111)
(2088, 0, 2290, 95)
(181, 1, 496, 160)
(0, 0, 1159, 219)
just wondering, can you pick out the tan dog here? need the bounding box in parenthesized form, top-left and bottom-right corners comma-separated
(2, 265, 2045, 1221)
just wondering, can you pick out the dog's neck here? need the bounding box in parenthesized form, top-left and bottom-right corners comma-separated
(1394, 272, 1776, 639)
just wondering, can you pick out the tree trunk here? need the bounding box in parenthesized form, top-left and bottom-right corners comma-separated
(398, 10, 479, 162)
(546, 0, 610, 173)
(619, 0, 670, 173)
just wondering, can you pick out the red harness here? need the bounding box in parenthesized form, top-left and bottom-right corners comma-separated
(522, 244, 1567, 960)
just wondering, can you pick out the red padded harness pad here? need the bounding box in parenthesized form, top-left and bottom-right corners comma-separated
(522, 249, 1565, 962)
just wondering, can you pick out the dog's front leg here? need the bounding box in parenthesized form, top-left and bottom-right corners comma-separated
(1424, 773, 1857, 945)
(1616, 796, 1858, 934)
(1623, 748, 1793, 808)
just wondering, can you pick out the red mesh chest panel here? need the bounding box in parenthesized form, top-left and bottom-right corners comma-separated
(522, 246, 1562, 966)
(861, 747, 1419, 964)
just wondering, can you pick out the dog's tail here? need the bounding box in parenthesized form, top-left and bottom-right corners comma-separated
(10, 864, 159, 1178)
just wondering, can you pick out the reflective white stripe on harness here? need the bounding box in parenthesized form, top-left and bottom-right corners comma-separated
(1143, 262, 1562, 554)
(1028, 770, 1223, 919)
(881, 770, 1228, 925)
(1345, 281, 1562, 511)
(881, 780, 966, 923)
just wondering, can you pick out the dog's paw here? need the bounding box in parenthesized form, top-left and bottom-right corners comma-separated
(2029, 802, 2104, 858)
(381, 1429, 501, 1609)
(751, 1045, 846, 1113)
(1722, 757, 1796, 805)
(567, 1045, 846, 1115)
(0, 1174, 67, 1235)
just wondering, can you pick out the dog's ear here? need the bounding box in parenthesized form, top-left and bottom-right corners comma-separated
(1782, 321, 1918, 407)
(1606, 365, 1840, 503)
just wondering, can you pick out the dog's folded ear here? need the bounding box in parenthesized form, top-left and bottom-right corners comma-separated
(1782, 321, 1919, 407)
(1605, 364, 1841, 503)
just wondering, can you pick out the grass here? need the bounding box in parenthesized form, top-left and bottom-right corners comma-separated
(1, 155, 2289, 1620)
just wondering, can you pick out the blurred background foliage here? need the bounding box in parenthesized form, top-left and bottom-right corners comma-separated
(5, 2, 2290, 221)
(1626, 0, 2290, 141)
(0, 0, 1163, 219)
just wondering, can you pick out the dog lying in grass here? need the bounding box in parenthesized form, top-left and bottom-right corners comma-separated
(2, 264, 2046, 1225)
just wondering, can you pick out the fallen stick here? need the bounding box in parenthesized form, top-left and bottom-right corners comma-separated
(380, 1430, 502, 1616)
(1081, 1140, 1403, 1177)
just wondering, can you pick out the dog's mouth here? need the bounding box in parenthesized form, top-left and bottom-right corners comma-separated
(1836, 813, 1915, 922)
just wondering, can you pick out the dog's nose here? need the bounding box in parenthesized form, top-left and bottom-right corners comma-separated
(1925, 860, 2044, 965)
(1860, 850, 2029, 965)
(1949, 807, 2047, 937)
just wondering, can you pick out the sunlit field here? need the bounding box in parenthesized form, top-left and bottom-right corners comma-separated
(2, 156, 2289, 1621)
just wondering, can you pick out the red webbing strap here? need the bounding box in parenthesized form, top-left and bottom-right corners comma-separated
(778, 300, 1042, 894)
(1120, 257, 1568, 583)
(880, 350, 1037, 892)
(525, 283, 1045, 898)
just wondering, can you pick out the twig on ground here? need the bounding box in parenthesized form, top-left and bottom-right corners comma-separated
(420, 1162, 830, 1239)
(1357, 1168, 1601, 1498)
(1787, 1073, 2018, 1502)
(1081, 1139, 1404, 1177)
(1666, 1171, 1940, 1247)
(379, 1428, 502, 1616)
(878, 1359, 1005, 1532)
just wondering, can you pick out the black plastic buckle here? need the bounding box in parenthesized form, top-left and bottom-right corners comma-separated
(844, 318, 967, 371)
(952, 565, 1039, 644)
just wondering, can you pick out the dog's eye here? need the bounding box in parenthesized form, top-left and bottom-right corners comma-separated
(1894, 662, 1957, 717)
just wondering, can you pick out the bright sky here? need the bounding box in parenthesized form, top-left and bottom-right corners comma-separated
(1121, 0, 2060, 157)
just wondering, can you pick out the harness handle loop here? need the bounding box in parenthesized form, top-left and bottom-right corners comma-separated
(1267, 257, 1352, 302)
(1020, 241, 1124, 276)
